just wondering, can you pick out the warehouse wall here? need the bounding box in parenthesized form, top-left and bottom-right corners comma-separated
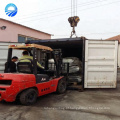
(0, 19, 51, 42)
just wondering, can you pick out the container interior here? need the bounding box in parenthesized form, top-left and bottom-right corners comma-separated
(32, 38, 84, 84)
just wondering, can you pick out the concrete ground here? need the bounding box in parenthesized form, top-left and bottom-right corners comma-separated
(0, 74, 120, 120)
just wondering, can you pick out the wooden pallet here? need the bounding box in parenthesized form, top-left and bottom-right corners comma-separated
(67, 83, 83, 92)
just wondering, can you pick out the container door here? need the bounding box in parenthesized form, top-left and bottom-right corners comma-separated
(84, 40, 118, 88)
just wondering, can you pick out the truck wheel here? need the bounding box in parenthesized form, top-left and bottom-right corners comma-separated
(57, 78, 67, 94)
(19, 88, 37, 105)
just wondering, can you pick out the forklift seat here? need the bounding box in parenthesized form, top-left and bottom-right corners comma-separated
(17, 62, 33, 74)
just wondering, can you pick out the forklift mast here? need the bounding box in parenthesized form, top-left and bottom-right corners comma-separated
(53, 49, 69, 78)
(53, 49, 62, 77)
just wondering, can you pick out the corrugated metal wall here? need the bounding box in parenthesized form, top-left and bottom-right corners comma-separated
(84, 40, 118, 88)
(0, 42, 22, 73)
(117, 44, 120, 68)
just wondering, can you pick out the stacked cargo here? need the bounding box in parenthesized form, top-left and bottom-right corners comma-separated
(62, 57, 82, 83)
(48, 57, 82, 83)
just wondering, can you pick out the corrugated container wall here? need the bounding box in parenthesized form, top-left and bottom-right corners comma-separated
(84, 40, 118, 88)
(0, 42, 22, 73)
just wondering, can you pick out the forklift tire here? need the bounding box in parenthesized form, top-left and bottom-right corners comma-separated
(56, 78, 67, 94)
(19, 88, 37, 105)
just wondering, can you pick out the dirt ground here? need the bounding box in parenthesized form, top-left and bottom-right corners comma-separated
(0, 74, 120, 120)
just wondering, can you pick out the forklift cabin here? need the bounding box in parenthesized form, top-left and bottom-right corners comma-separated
(7, 44, 62, 82)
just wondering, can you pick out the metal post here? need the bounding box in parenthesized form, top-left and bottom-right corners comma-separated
(33, 48, 37, 76)
(66, 63, 69, 81)
(6, 48, 12, 72)
(45, 52, 49, 70)
(81, 37, 85, 90)
(7, 48, 12, 62)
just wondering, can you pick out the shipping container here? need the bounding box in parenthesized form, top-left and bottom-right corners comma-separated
(0, 42, 23, 73)
(26, 37, 118, 88)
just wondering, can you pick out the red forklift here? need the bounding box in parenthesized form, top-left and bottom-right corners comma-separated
(0, 44, 69, 105)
